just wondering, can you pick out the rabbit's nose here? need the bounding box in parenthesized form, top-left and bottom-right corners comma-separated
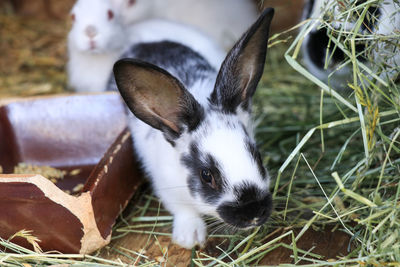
(85, 25, 98, 38)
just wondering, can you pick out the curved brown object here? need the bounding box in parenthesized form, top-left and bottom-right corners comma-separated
(86, 130, 142, 240)
(0, 94, 142, 254)
(0, 175, 105, 254)
(0, 179, 84, 253)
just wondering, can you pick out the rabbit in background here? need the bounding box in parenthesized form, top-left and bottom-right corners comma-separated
(112, 8, 275, 249)
(110, 0, 259, 50)
(67, 0, 126, 93)
(301, 0, 400, 89)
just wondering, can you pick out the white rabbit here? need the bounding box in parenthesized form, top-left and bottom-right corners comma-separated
(112, 8, 275, 249)
(67, 0, 225, 92)
(67, 0, 127, 93)
(110, 0, 259, 50)
(301, 0, 400, 89)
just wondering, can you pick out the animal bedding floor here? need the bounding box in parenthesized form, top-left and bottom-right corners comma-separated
(0, 11, 356, 266)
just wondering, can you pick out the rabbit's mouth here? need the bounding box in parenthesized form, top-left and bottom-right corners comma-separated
(89, 40, 97, 50)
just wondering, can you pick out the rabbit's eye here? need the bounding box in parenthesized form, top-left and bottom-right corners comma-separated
(200, 169, 217, 190)
(107, 10, 114, 20)
(128, 0, 136, 6)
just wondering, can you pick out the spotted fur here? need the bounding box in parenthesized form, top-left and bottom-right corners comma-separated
(113, 8, 275, 249)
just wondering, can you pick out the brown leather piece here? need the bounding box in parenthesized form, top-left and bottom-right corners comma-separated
(0, 181, 84, 253)
(86, 129, 142, 240)
(0, 94, 127, 169)
(0, 94, 143, 254)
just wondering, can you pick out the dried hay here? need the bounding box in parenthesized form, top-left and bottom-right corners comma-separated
(0, 14, 68, 98)
(0, 1, 399, 266)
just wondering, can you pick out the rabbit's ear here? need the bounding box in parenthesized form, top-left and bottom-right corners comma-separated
(114, 59, 204, 140)
(210, 8, 274, 113)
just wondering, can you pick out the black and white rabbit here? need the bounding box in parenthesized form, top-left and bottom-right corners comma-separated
(67, 0, 225, 92)
(112, 8, 275, 248)
(301, 0, 400, 88)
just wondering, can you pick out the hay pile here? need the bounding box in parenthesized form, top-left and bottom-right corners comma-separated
(0, 1, 399, 266)
(0, 14, 68, 97)
(255, 0, 400, 265)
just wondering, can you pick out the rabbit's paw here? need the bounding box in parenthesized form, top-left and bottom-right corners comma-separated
(172, 214, 206, 249)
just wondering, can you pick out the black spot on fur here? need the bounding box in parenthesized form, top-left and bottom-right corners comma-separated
(308, 29, 340, 69)
(307, 28, 366, 69)
(217, 183, 272, 228)
(122, 41, 214, 89)
(181, 142, 227, 204)
(245, 139, 266, 179)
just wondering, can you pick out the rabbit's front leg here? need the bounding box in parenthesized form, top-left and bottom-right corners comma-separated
(154, 165, 207, 249)
(172, 210, 206, 249)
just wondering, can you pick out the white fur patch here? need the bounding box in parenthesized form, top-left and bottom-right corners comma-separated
(110, 0, 258, 51)
(196, 113, 268, 195)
